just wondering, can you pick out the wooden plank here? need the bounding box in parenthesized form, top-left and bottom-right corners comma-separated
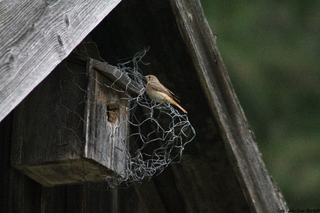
(93, 60, 144, 95)
(82, 183, 118, 212)
(0, 0, 121, 122)
(170, 0, 287, 212)
(90, 0, 254, 211)
(84, 58, 129, 178)
(11, 60, 87, 177)
(0, 113, 42, 212)
(68, 53, 144, 95)
(11, 57, 130, 186)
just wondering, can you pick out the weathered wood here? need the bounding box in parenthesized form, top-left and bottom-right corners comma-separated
(90, 0, 255, 211)
(68, 53, 144, 95)
(84, 58, 129, 178)
(11, 56, 131, 186)
(0, 113, 42, 212)
(93, 60, 144, 95)
(0, 0, 289, 211)
(170, 0, 287, 212)
(0, 0, 121, 123)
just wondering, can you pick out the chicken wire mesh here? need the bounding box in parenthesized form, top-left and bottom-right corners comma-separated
(60, 47, 196, 186)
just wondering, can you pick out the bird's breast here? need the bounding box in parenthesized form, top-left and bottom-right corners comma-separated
(146, 89, 169, 103)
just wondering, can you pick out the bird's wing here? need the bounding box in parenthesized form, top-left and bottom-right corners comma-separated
(149, 82, 180, 102)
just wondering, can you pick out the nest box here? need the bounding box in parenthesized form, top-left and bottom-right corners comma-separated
(11, 54, 143, 186)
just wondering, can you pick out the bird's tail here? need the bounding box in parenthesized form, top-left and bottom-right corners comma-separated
(168, 98, 188, 114)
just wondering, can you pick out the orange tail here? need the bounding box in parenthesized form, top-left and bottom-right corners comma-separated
(168, 97, 188, 114)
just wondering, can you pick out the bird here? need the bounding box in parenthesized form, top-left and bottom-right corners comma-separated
(145, 75, 187, 113)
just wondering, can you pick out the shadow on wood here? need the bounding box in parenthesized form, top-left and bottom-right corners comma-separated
(11, 55, 142, 186)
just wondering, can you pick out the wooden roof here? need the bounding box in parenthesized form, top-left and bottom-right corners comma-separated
(0, 0, 287, 212)
(0, 0, 121, 122)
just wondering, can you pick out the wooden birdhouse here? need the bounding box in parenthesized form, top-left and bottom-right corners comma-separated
(11, 54, 143, 186)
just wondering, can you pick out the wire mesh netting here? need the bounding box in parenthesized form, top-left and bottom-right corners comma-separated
(57, 46, 196, 186)
(127, 105, 195, 182)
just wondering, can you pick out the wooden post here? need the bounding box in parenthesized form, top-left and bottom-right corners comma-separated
(11, 54, 143, 186)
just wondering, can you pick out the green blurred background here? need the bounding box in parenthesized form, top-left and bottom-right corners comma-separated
(200, 0, 320, 209)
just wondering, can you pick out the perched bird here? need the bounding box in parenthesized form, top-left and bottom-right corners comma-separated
(145, 75, 187, 113)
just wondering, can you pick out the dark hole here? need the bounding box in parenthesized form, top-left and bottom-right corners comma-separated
(107, 103, 118, 123)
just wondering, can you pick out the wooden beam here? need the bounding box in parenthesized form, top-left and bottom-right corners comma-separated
(170, 0, 287, 212)
(93, 60, 144, 95)
(0, 0, 121, 122)
(68, 53, 144, 95)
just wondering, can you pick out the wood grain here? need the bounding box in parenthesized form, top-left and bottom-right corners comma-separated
(11, 57, 130, 186)
(84, 58, 130, 178)
(170, 0, 287, 212)
(0, 0, 288, 211)
(0, 0, 121, 122)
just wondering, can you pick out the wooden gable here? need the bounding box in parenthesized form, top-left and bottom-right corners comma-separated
(0, 0, 288, 212)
